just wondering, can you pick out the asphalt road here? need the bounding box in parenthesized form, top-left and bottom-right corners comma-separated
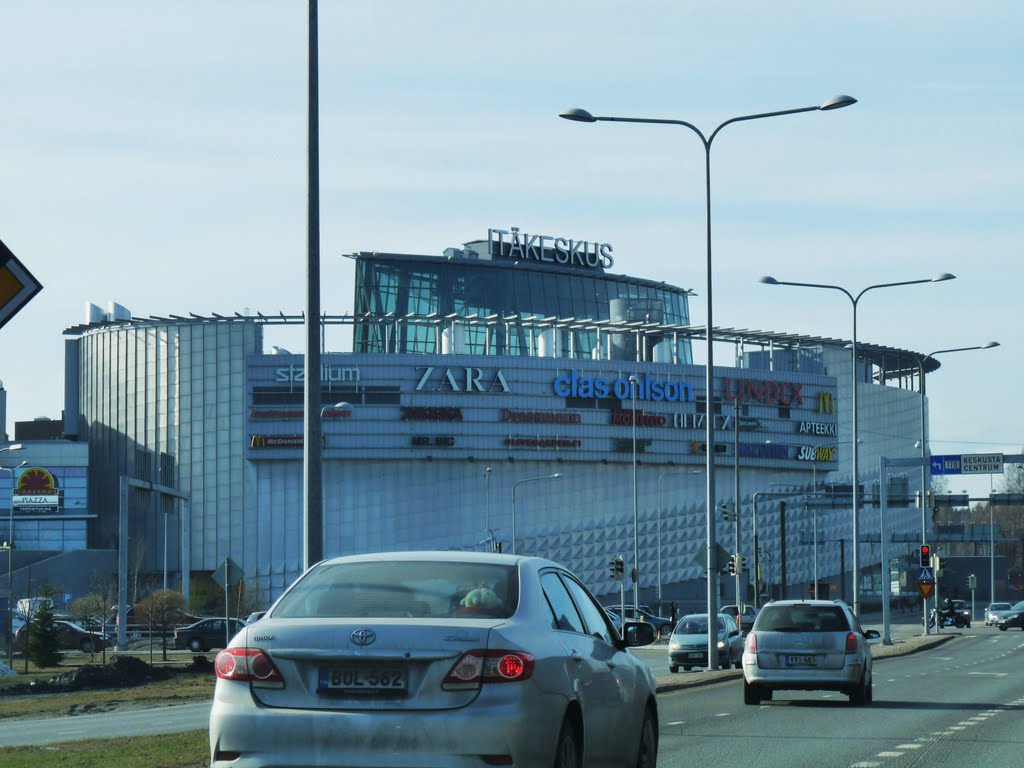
(652, 625, 1024, 767)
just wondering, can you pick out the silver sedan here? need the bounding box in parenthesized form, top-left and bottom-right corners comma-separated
(209, 551, 659, 767)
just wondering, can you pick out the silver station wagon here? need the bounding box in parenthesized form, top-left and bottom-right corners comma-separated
(742, 599, 880, 706)
(209, 551, 659, 767)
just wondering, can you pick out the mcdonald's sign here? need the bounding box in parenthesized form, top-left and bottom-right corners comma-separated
(817, 392, 835, 415)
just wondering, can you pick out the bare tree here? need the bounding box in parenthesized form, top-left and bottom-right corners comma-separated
(135, 589, 186, 663)
(69, 593, 108, 663)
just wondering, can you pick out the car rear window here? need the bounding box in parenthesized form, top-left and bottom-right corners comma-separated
(754, 604, 850, 632)
(272, 560, 519, 620)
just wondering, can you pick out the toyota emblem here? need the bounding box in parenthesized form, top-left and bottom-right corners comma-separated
(351, 628, 376, 647)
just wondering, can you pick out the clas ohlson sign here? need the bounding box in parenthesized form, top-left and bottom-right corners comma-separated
(553, 371, 694, 402)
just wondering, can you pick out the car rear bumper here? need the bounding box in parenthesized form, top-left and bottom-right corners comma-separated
(743, 656, 866, 690)
(209, 682, 567, 767)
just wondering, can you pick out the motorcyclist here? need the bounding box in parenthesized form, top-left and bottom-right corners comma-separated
(941, 598, 959, 625)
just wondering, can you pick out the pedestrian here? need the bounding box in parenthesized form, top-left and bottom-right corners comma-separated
(669, 601, 678, 626)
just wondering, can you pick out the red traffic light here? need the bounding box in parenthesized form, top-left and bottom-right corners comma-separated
(919, 545, 931, 567)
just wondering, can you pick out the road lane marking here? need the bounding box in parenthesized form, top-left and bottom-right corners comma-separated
(666, 721, 686, 726)
(896, 743, 922, 749)
(877, 752, 903, 757)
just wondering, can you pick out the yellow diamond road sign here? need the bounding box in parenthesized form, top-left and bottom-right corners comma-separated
(0, 238, 42, 331)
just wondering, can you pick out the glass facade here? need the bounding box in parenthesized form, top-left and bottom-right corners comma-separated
(353, 252, 693, 363)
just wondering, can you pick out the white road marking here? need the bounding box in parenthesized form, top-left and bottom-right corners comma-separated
(896, 743, 922, 749)
(877, 751, 904, 757)
(666, 721, 686, 726)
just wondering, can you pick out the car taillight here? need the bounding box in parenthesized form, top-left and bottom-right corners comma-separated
(745, 632, 757, 654)
(845, 632, 858, 654)
(442, 649, 535, 690)
(215, 648, 284, 688)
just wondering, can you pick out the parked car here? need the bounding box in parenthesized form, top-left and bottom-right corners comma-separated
(742, 599, 880, 706)
(210, 551, 659, 767)
(720, 603, 758, 632)
(668, 613, 743, 672)
(174, 617, 245, 652)
(14, 619, 108, 653)
(949, 599, 971, 628)
(985, 601, 1013, 625)
(995, 600, 1024, 631)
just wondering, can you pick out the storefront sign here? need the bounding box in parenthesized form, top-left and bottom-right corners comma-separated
(501, 408, 580, 424)
(415, 367, 510, 393)
(723, 378, 804, 406)
(798, 421, 836, 436)
(250, 435, 304, 449)
(12, 467, 60, 514)
(401, 406, 464, 421)
(488, 226, 613, 270)
(818, 392, 835, 414)
(553, 371, 693, 402)
(611, 409, 667, 427)
(504, 436, 581, 449)
(411, 436, 456, 447)
(738, 443, 791, 459)
(797, 445, 838, 462)
(275, 364, 361, 384)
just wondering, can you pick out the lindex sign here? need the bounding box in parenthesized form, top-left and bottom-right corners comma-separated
(213, 557, 244, 589)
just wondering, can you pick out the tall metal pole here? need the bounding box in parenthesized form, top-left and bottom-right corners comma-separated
(560, 95, 857, 667)
(758, 273, 956, 616)
(734, 403, 741, 608)
(484, 467, 492, 550)
(630, 376, 639, 612)
(303, 0, 323, 570)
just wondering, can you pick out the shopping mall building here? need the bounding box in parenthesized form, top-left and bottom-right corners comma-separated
(3, 229, 936, 610)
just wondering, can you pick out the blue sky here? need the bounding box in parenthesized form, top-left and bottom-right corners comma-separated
(1, 2, 1020, 497)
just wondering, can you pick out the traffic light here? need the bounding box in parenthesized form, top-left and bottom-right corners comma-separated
(727, 555, 737, 576)
(919, 544, 930, 568)
(968, 574, 977, 590)
(609, 556, 624, 580)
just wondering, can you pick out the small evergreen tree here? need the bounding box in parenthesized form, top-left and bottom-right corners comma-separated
(27, 587, 63, 668)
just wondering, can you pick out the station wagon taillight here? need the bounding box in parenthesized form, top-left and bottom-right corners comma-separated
(845, 632, 858, 654)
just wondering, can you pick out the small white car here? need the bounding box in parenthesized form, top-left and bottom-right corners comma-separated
(985, 602, 1012, 625)
(668, 612, 743, 672)
(742, 599, 880, 706)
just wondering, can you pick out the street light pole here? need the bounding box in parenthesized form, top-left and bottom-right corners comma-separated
(511, 474, 561, 555)
(483, 467, 493, 551)
(630, 375, 639, 612)
(758, 272, 955, 616)
(914, 342, 998, 633)
(561, 94, 855, 668)
(1, 444, 25, 669)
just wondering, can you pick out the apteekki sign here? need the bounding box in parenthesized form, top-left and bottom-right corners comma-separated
(0, 237, 43, 331)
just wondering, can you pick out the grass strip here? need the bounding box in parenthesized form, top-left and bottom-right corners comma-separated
(0, 729, 208, 767)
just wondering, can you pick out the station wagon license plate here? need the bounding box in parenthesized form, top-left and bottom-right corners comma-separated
(318, 665, 407, 694)
(785, 655, 818, 667)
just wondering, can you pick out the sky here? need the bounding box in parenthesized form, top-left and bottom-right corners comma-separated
(0, 2, 1021, 499)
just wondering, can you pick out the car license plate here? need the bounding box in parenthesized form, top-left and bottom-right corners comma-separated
(786, 655, 817, 667)
(318, 665, 407, 693)
(686, 652, 704, 660)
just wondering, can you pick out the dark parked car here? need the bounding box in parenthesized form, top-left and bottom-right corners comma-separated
(173, 617, 245, 652)
(995, 600, 1024, 631)
(15, 620, 108, 653)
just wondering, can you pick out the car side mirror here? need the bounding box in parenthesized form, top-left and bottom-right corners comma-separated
(864, 629, 881, 640)
(623, 621, 657, 648)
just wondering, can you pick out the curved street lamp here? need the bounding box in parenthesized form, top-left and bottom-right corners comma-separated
(915, 341, 998, 633)
(758, 273, 956, 616)
(561, 95, 856, 668)
(511, 474, 562, 555)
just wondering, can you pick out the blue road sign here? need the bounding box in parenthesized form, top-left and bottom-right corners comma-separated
(930, 455, 962, 475)
(917, 567, 935, 583)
